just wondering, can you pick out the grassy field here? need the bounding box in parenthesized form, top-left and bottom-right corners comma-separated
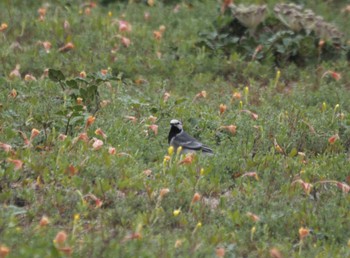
(0, 0, 350, 257)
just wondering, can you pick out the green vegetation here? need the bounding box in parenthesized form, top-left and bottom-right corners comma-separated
(0, 0, 349, 257)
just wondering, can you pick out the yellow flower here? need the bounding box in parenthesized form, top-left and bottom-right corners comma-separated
(108, 11, 112, 17)
(173, 209, 181, 216)
(176, 146, 182, 155)
(74, 214, 80, 221)
(200, 168, 205, 176)
(196, 222, 202, 228)
(168, 146, 174, 156)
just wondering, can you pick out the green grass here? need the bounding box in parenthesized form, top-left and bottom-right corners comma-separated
(0, 0, 350, 257)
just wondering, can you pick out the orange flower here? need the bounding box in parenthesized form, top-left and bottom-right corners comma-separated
(18, 131, 30, 145)
(246, 212, 260, 222)
(328, 134, 339, 144)
(77, 132, 89, 142)
(219, 104, 227, 115)
(54, 231, 67, 245)
(232, 92, 241, 100)
(148, 115, 157, 123)
(95, 198, 103, 208)
(42, 41, 52, 53)
(121, 37, 131, 47)
(9, 65, 21, 80)
(298, 227, 310, 240)
(194, 90, 207, 99)
(0, 142, 12, 152)
(24, 74, 36, 81)
(242, 172, 259, 180)
(220, 125, 237, 135)
(191, 192, 201, 203)
(86, 116, 96, 127)
(79, 71, 87, 78)
(92, 139, 103, 150)
(159, 188, 170, 198)
(108, 147, 116, 155)
(38, 7, 47, 17)
(153, 30, 162, 40)
(241, 109, 258, 120)
(269, 248, 282, 258)
(58, 42, 75, 52)
(148, 124, 158, 135)
(0, 245, 10, 258)
(7, 158, 23, 171)
(39, 215, 50, 227)
(292, 179, 313, 194)
(216, 247, 225, 258)
(30, 128, 40, 141)
(179, 153, 195, 165)
(163, 92, 170, 102)
(0, 23, 8, 32)
(125, 116, 137, 124)
(66, 164, 78, 176)
(330, 71, 341, 81)
(95, 128, 107, 139)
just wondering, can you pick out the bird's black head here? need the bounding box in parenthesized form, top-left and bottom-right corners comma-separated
(168, 119, 183, 144)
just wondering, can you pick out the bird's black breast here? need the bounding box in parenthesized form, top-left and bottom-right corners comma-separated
(168, 126, 181, 144)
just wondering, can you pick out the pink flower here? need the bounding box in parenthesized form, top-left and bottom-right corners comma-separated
(108, 147, 116, 155)
(92, 139, 103, 150)
(148, 124, 158, 135)
(0, 142, 12, 152)
(121, 37, 131, 47)
(7, 158, 23, 171)
(118, 20, 132, 32)
(95, 128, 107, 139)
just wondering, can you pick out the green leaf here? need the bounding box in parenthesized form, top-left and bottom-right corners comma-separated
(66, 79, 78, 89)
(48, 69, 65, 82)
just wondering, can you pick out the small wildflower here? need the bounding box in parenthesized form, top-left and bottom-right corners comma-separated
(86, 116, 96, 128)
(42, 41, 52, 53)
(232, 92, 241, 100)
(168, 146, 174, 156)
(77, 132, 89, 142)
(194, 90, 207, 99)
(76, 97, 83, 105)
(246, 212, 260, 222)
(108, 11, 112, 17)
(159, 188, 170, 198)
(95, 128, 107, 139)
(121, 37, 131, 47)
(0, 142, 12, 152)
(7, 158, 23, 171)
(174, 239, 183, 248)
(176, 146, 183, 155)
(336, 182, 350, 193)
(328, 134, 339, 144)
(125, 115, 137, 124)
(58, 134, 67, 141)
(269, 248, 282, 258)
(216, 247, 225, 258)
(0, 23, 8, 32)
(100, 100, 110, 108)
(179, 153, 195, 165)
(299, 227, 310, 240)
(196, 222, 202, 228)
(148, 124, 158, 135)
(118, 20, 132, 32)
(92, 139, 103, 150)
(200, 168, 205, 176)
(0, 245, 10, 258)
(9, 64, 21, 80)
(163, 155, 171, 162)
(144, 12, 150, 21)
(54, 231, 67, 245)
(220, 125, 237, 135)
(108, 147, 116, 155)
(30, 128, 40, 141)
(8, 89, 17, 98)
(79, 71, 87, 78)
(163, 92, 171, 102)
(148, 115, 157, 123)
(173, 209, 181, 216)
(39, 215, 50, 227)
(95, 198, 103, 208)
(74, 214, 80, 221)
(58, 42, 75, 52)
(219, 104, 227, 115)
(153, 30, 162, 40)
(143, 169, 152, 176)
(191, 192, 201, 203)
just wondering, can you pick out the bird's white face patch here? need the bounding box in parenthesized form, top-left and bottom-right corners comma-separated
(170, 119, 183, 130)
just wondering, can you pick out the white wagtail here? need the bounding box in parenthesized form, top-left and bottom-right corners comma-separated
(168, 119, 214, 155)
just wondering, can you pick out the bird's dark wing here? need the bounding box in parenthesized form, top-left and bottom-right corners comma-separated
(173, 131, 203, 150)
